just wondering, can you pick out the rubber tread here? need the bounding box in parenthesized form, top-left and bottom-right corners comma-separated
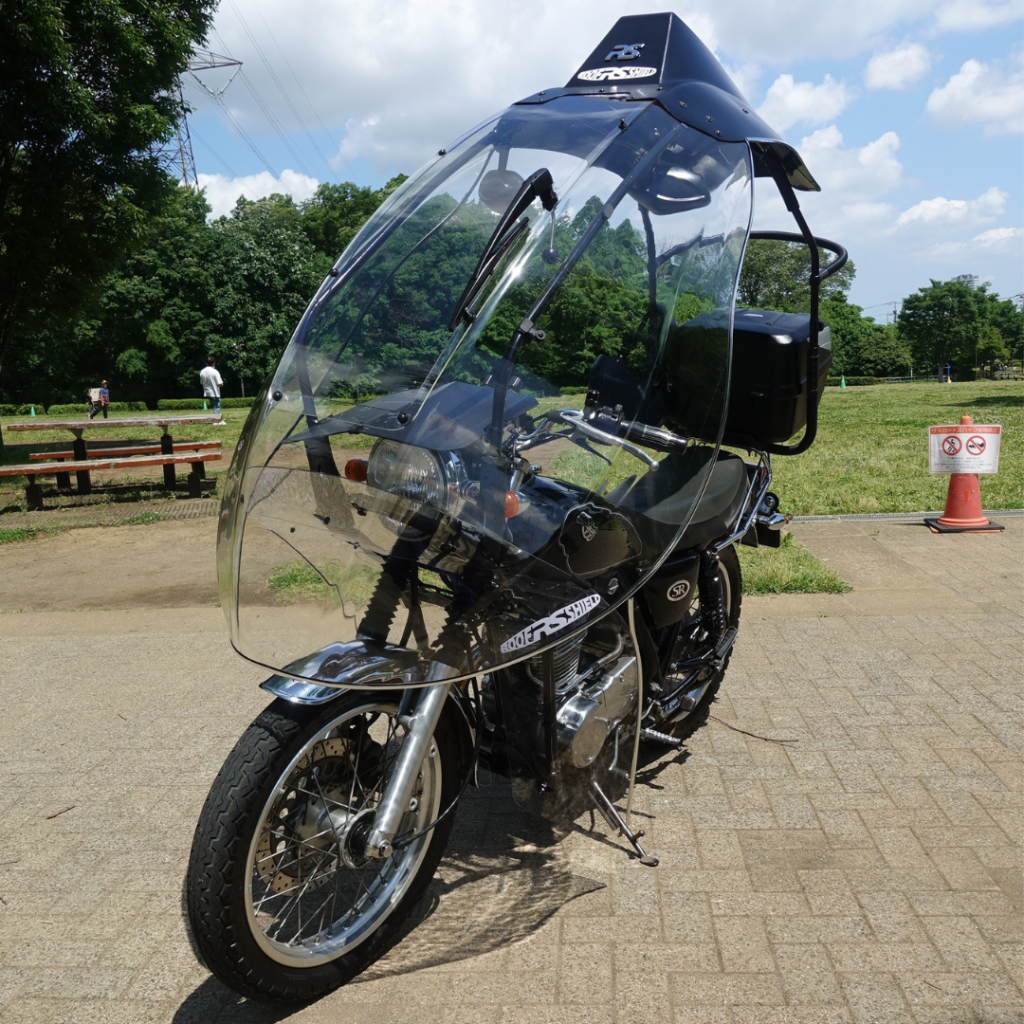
(185, 694, 460, 1003)
(666, 544, 742, 744)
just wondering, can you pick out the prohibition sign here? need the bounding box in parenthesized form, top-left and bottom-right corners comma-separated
(966, 435, 986, 456)
(942, 435, 962, 456)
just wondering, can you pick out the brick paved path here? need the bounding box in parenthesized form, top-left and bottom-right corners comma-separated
(0, 520, 1020, 1023)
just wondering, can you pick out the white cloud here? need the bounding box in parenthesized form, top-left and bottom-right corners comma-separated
(197, 170, 320, 219)
(721, 61, 762, 103)
(896, 186, 1007, 226)
(934, 0, 1023, 31)
(757, 74, 854, 132)
(930, 226, 1023, 258)
(926, 55, 1024, 134)
(799, 126, 905, 202)
(864, 44, 931, 90)
(194, 0, 966, 175)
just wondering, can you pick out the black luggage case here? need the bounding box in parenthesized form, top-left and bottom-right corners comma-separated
(660, 308, 831, 448)
(725, 309, 831, 446)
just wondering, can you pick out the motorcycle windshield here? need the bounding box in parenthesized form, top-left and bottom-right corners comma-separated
(219, 95, 753, 686)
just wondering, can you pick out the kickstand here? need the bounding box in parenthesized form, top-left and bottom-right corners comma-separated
(590, 779, 659, 866)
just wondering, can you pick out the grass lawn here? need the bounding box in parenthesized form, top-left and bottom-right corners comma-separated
(2, 380, 1018, 518)
(768, 381, 1022, 515)
(737, 533, 850, 596)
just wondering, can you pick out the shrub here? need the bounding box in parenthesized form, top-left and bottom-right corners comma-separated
(157, 397, 255, 410)
(2, 403, 48, 415)
(560, 386, 590, 395)
(46, 401, 147, 415)
(826, 376, 879, 387)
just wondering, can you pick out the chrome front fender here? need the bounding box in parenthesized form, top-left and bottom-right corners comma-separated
(259, 644, 479, 786)
(259, 639, 420, 704)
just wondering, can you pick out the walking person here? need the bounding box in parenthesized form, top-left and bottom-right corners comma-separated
(200, 356, 225, 423)
(89, 380, 110, 419)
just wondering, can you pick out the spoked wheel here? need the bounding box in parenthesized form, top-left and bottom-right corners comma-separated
(186, 692, 461, 1003)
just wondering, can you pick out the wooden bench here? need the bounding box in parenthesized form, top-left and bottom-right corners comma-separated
(27, 441, 222, 490)
(0, 451, 222, 510)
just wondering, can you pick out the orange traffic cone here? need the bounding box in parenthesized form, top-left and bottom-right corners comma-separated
(926, 416, 1004, 533)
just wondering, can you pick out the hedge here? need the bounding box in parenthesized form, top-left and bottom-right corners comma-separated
(46, 401, 148, 415)
(826, 376, 880, 387)
(157, 397, 255, 410)
(0, 403, 47, 416)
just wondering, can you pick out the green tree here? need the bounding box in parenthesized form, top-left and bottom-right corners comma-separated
(300, 176, 408, 259)
(96, 186, 216, 404)
(738, 239, 855, 311)
(208, 194, 332, 395)
(817, 297, 874, 376)
(897, 278, 995, 378)
(983, 293, 1023, 364)
(850, 323, 913, 377)
(0, 0, 215, 443)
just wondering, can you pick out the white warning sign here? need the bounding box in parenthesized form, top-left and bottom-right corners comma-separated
(929, 424, 1001, 474)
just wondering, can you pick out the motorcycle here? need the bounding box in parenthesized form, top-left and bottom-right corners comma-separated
(186, 12, 846, 1002)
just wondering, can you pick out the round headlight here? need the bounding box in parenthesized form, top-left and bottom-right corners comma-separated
(367, 440, 448, 511)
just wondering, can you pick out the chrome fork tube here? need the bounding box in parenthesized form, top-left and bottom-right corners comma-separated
(364, 663, 454, 859)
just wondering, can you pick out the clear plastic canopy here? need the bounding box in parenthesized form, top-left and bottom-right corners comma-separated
(217, 95, 753, 686)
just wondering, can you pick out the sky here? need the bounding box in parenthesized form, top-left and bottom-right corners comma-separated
(181, 0, 1024, 314)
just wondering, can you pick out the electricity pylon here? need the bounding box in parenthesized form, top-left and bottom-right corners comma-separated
(161, 49, 242, 188)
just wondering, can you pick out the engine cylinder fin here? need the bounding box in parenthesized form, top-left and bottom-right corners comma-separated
(529, 635, 583, 693)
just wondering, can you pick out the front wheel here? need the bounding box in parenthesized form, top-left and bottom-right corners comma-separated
(185, 692, 461, 1003)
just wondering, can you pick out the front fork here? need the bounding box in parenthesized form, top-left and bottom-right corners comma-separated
(363, 664, 455, 859)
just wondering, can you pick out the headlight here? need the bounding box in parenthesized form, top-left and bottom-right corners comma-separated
(367, 440, 462, 515)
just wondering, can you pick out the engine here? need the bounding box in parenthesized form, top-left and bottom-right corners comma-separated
(524, 631, 638, 769)
(556, 654, 638, 767)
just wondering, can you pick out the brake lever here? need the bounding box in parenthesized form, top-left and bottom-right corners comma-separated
(556, 409, 659, 470)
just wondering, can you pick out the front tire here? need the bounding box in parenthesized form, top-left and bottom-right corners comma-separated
(185, 692, 461, 1003)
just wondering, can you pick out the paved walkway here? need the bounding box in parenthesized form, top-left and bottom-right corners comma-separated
(0, 519, 1020, 1023)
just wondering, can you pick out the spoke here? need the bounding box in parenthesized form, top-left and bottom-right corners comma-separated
(347, 718, 366, 811)
(282, 854, 346, 946)
(252, 849, 336, 914)
(254, 825, 336, 868)
(261, 849, 336, 933)
(248, 704, 433, 954)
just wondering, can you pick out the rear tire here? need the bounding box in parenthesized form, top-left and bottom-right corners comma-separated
(185, 692, 461, 1003)
(664, 543, 742, 742)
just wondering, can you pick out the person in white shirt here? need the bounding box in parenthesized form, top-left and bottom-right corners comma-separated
(199, 355, 225, 420)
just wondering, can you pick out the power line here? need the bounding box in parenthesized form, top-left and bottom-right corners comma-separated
(225, 0, 323, 179)
(187, 123, 240, 179)
(236, 68, 316, 178)
(246, 0, 349, 176)
(187, 69, 280, 179)
(230, 0, 338, 176)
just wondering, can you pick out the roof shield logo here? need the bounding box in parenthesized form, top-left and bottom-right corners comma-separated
(578, 66, 658, 82)
(605, 43, 645, 61)
(500, 593, 602, 654)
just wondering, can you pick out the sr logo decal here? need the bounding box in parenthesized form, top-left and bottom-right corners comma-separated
(666, 579, 691, 602)
(578, 66, 657, 82)
(500, 593, 602, 654)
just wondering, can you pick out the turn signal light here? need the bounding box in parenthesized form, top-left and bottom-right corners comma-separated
(345, 459, 367, 482)
(505, 490, 520, 518)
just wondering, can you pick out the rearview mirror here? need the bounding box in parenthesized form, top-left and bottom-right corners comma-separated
(479, 169, 525, 214)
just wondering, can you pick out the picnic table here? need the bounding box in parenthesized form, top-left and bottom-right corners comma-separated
(5, 414, 223, 491)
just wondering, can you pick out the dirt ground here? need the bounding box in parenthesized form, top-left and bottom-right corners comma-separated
(0, 517, 220, 612)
